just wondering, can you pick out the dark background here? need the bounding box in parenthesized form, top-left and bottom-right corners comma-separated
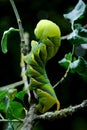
(0, 0, 87, 130)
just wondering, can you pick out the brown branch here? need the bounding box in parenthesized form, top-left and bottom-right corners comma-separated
(36, 100, 87, 120)
(21, 100, 87, 130)
(21, 104, 37, 130)
(36, 100, 87, 121)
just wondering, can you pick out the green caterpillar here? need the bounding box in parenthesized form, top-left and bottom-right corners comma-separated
(25, 20, 61, 113)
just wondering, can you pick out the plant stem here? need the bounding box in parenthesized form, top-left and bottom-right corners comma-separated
(9, 0, 24, 45)
(0, 80, 24, 90)
(0, 119, 23, 122)
(9, 0, 30, 100)
(53, 45, 75, 88)
(53, 65, 70, 88)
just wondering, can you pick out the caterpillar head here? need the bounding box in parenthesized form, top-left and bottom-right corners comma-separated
(34, 19, 61, 60)
(34, 19, 61, 41)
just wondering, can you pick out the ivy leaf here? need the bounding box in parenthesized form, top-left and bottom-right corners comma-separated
(6, 101, 25, 119)
(6, 122, 23, 130)
(70, 57, 87, 79)
(63, 0, 86, 29)
(0, 90, 9, 112)
(58, 53, 72, 69)
(67, 24, 87, 45)
(63, 0, 87, 45)
(59, 54, 87, 81)
(15, 90, 26, 101)
(1, 27, 19, 53)
(0, 89, 18, 113)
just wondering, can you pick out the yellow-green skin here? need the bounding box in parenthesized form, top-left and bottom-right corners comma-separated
(25, 20, 61, 113)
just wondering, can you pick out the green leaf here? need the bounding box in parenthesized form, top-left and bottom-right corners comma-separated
(70, 57, 87, 78)
(1, 27, 19, 53)
(0, 90, 9, 112)
(6, 101, 25, 119)
(0, 90, 8, 101)
(65, 52, 72, 60)
(59, 54, 87, 81)
(58, 53, 72, 69)
(67, 24, 87, 45)
(8, 89, 17, 100)
(15, 90, 26, 101)
(0, 89, 18, 113)
(64, 0, 86, 29)
(6, 122, 23, 130)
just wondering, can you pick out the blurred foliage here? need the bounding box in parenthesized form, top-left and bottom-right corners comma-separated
(0, 0, 87, 130)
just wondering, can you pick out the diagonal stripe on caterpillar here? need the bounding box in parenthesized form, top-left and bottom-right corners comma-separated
(25, 20, 61, 113)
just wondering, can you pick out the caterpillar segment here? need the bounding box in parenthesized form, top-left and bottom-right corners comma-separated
(25, 20, 61, 113)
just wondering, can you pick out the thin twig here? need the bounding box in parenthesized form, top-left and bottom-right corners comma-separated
(0, 119, 23, 122)
(53, 64, 70, 88)
(53, 44, 75, 88)
(21, 54, 31, 102)
(9, 0, 24, 44)
(9, 0, 30, 101)
(0, 113, 4, 119)
(61, 34, 70, 40)
(0, 80, 24, 90)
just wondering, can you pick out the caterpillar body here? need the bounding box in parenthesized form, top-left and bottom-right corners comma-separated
(25, 20, 61, 113)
